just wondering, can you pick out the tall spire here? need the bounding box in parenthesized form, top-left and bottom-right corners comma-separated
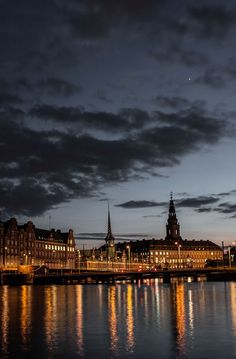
(105, 202, 115, 260)
(169, 191, 176, 217)
(106, 201, 114, 243)
(166, 193, 181, 241)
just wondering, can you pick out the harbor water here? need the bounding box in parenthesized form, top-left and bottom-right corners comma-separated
(0, 280, 236, 358)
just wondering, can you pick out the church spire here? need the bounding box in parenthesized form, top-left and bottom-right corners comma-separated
(169, 191, 176, 217)
(106, 202, 114, 243)
(166, 193, 181, 241)
(105, 202, 115, 260)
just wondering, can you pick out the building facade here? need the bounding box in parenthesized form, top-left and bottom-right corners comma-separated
(115, 195, 223, 269)
(0, 218, 76, 269)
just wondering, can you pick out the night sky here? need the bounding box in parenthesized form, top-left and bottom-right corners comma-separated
(1, 0, 236, 248)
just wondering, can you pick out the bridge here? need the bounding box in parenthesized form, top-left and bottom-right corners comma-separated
(31, 267, 236, 285)
(1, 267, 236, 285)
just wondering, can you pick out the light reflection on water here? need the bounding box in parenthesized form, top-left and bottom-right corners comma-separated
(0, 280, 236, 358)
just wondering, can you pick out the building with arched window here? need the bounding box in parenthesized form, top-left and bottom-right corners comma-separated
(0, 218, 76, 269)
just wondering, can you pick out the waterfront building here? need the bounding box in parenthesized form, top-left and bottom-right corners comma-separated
(115, 195, 223, 269)
(0, 218, 76, 269)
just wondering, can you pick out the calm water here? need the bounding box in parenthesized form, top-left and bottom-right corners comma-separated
(0, 280, 236, 359)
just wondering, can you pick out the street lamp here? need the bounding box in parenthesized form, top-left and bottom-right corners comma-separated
(228, 242, 236, 268)
(126, 245, 130, 271)
(78, 249, 81, 273)
(229, 246, 232, 269)
(175, 242, 181, 269)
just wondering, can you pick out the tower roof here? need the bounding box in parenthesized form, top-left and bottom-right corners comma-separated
(169, 192, 176, 216)
(166, 192, 181, 241)
(105, 203, 115, 243)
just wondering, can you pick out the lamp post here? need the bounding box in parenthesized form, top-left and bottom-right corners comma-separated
(228, 242, 236, 268)
(229, 246, 232, 269)
(78, 249, 81, 273)
(175, 242, 181, 269)
(232, 242, 236, 267)
(126, 245, 130, 271)
(222, 241, 225, 268)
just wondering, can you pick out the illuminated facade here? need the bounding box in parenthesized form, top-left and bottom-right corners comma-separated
(115, 195, 223, 269)
(0, 218, 76, 269)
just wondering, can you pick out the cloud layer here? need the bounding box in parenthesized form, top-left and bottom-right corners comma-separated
(1, 0, 236, 220)
(0, 101, 231, 216)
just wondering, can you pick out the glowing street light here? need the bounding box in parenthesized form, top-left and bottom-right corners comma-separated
(175, 242, 181, 269)
(229, 246, 232, 268)
(78, 249, 81, 273)
(229, 242, 236, 268)
(126, 245, 130, 271)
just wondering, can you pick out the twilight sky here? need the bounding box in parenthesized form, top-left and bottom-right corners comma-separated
(1, 0, 236, 248)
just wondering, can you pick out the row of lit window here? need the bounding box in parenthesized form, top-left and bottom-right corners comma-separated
(3, 247, 75, 255)
(153, 258, 209, 263)
(150, 250, 216, 256)
(45, 244, 66, 251)
(44, 244, 74, 251)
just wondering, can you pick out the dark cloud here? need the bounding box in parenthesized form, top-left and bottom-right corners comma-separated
(215, 202, 236, 214)
(224, 58, 236, 78)
(115, 201, 165, 209)
(0, 178, 67, 217)
(0, 107, 25, 121)
(179, 49, 208, 67)
(60, 0, 236, 44)
(94, 89, 113, 104)
(62, 0, 162, 40)
(37, 77, 82, 97)
(29, 105, 149, 132)
(152, 109, 225, 145)
(143, 214, 162, 218)
(152, 96, 190, 110)
(0, 0, 236, 220)
(150, 47, 208, 67)
(189, 4, 235, 39)
(196, 207, 212, 213)
(0, 93, 23, 107)
(177, 196, 219, 208)
(195, 68, 226, 88)
(217, 190, 236, 196)
(0, 100, 231, 217)
(12, 77, 82, 98)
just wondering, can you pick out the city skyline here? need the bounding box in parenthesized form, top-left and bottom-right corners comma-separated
(1, 0, 236, 247)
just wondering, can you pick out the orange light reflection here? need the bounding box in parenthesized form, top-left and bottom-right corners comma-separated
(1, 286, 9, 355)
(126, 285, 134, 352)
(76, 285, 84, 356)
(230, 283, 236, 338)
(108, 286, 118, 354)
(20, 285, 32, 347)
(44, 286, 57, 352)
(175, 283, 186, 355)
